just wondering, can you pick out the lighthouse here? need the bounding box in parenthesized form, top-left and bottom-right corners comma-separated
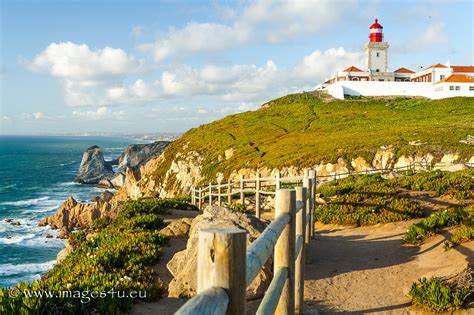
(364, 18, 391, 80)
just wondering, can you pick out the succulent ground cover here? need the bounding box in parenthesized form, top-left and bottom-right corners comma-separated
(315, 170, 473, 226)
(409, 267, 473, 312)
(0, 198, 196, 315)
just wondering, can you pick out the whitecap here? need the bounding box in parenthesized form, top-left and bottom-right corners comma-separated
(0, 197, 50, 207)
(0, 260, 56, 276)
(0, 233, 36, 245)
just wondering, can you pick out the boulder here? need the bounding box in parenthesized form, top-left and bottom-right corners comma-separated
(117, 141, 170, 173)
(159, 218, 193, 237)
(39, 196, 109, 236)
(56, 240, 74, 263)
(167, 205, 271, 299)
(75, 146, 114, 184)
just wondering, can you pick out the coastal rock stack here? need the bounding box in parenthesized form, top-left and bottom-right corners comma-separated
(74, 145, 114, 185)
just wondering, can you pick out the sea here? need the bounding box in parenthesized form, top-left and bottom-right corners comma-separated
(0, 135, 146, 287)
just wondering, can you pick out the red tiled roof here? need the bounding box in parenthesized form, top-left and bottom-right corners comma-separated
(394, 67, 414, 74)
(452, 66, 474, 73)
(426, 63, 447, 70)
(434, 74, 474, 84)
(343, 66, 363, 72)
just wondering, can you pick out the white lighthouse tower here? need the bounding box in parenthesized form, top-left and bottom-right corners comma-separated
(364, 18, 394, 81)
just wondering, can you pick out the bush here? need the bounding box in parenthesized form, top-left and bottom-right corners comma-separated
(409, 268, 473, 312)
(404, 207, 472, 245)
(226, 202, 247, 213)
(316, 174, 424, 225)
(392, 169, 474, 201)
(451, 224, 474, 245)
(0, 197, 196, 315)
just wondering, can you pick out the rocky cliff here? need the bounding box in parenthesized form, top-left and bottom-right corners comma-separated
(75, 145, 114, 184)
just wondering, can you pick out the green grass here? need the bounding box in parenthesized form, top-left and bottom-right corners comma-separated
(409, 268, 473, 312)
(0, 198, 194, 315)
(315, 174, 424, 225)
(148, 93, 473, 193)
(404, 206, 473, 245)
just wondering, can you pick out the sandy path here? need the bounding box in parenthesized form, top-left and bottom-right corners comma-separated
(304, 222, 473, 314)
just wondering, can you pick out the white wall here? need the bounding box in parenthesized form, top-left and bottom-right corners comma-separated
(326, 81, 474, 100)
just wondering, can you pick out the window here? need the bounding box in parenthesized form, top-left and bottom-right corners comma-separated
(470, 86, 474, 91)
(440, 75, 445, 80)
(376, 69, 380, 72)
(376, 52, 380, 57)
(379, 79, 384, 81)
(455, 86, 460, 91)
(449, 86, 454, 90)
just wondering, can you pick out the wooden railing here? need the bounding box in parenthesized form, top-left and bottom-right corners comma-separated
(191, 161, 474, 216)
(176, 186, 313, 315)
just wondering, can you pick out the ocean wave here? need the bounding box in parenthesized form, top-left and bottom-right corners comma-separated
(0, 197, 50, 207)
(0, 260, 56, 276)
(0, 233, 36, 245)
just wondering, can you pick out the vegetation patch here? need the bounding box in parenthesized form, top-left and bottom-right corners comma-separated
(0, 198, 194, 315)
(315, 174, 424, 225)
(392, 169, 474, 201)
(404, 206, 473, 245)
(409, 267, 473, 312)
(451, 224, 474, 245)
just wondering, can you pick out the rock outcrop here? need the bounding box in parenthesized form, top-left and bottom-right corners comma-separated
(75, 146, 114, 184)
(167, 205, 272, 299)
(39, 195, 112, 237)
(159, 218, 193, 237)
(117, 141, 170, 173)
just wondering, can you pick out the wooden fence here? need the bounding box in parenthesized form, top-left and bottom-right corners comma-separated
(191, 161, 474, 216)
(176, 186, 313, 315)
(178, 160, 473, 314)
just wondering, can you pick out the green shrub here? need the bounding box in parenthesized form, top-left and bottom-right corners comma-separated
(0, 197, 195, 314)
(404, 207, 472, 245)
(316, 174, 423, 225)
(409, 268, 473, 312)
(451, 224, 474, 245)
(226, 202, 247, 213)
(392, 169, 474, 200)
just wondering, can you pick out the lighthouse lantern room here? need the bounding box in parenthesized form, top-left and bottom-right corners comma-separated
(364, 18, 393, 81)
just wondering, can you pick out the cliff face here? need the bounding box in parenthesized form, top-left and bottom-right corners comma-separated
(112, 146, 474, 201)
(75, 146, 114, 184)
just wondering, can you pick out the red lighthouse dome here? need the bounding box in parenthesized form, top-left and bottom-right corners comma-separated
(369, 18, 383, 42)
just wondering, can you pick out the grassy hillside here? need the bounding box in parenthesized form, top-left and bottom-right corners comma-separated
(157, 93, 473, 184)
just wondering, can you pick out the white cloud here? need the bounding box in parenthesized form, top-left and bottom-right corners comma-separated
(19, 112, 52, 120)
(141, 0, 357, 61)
(293, 47, 364, 83)
(72, 107, 126, 121)
(28, 42, 145, 81)
(409, 22, 448, 50)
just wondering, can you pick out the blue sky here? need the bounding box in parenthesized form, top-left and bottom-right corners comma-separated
(1, 0, 472, 135)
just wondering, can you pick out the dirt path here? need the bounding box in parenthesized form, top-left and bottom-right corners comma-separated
(303, 221, 473, 314)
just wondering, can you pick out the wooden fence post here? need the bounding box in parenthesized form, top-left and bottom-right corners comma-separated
(217, 181, 222, 207)
(191, 187, 195, 206)
(255, 172, 261, 219)
(209, 183, 212, 206)
(276, 170, 281, 190)
(295, 187, 306, 314)
(198, 188, 202, 210)
(309, 170, 316, 239)
(228, 179, 232, 205)
(274, 189, 296, 315)
(240, 175, 245, 207)
(198, 228, 247, 315)
(302, 175, 311, 264)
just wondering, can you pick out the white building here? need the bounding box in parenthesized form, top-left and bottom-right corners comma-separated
(322, 18, 474, 100)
